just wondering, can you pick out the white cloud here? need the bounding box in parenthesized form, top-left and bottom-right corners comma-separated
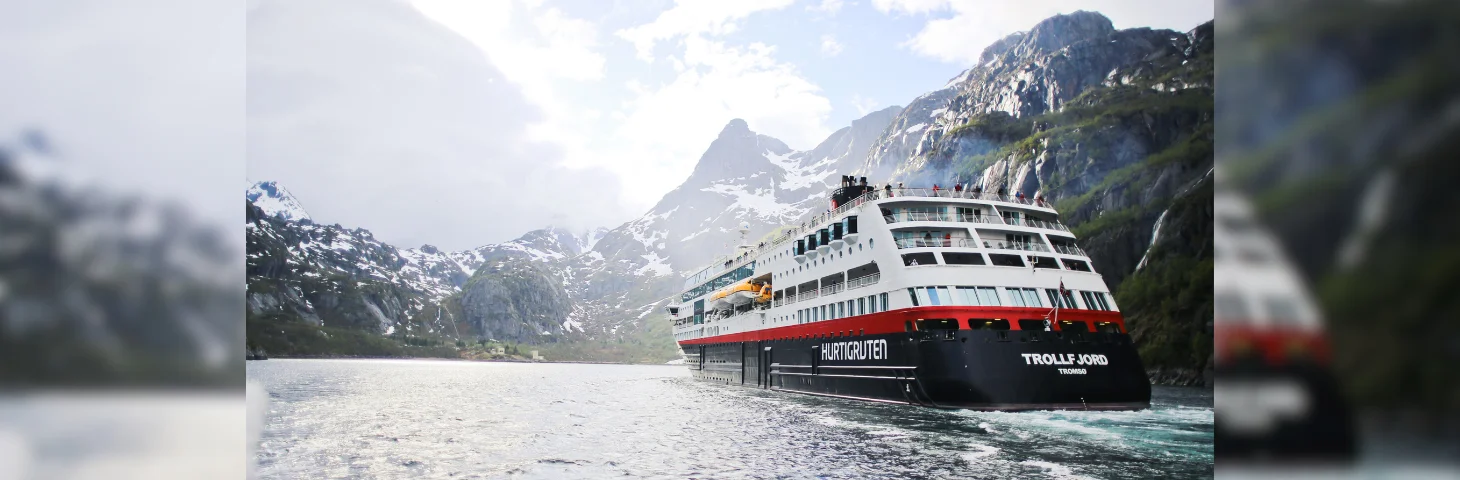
(820, 34, 843, 56)
(249, 0, 626, 250)
(0, 0, 244, 233)
(872, 0, 950, 15)
(615, 0, 795, 62)
(807, 0, 846, 14)
(412, 0, 604, 85)
(880, 0, 1216, 65)
(850, 94, 880, 116)
(609, 35, 834, 206)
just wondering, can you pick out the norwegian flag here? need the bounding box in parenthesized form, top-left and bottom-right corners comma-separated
(1058, 280, 1068, 296)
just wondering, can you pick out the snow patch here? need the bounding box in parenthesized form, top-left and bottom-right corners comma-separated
(635, 252, 672, 277)
(700, 183, 798, 218)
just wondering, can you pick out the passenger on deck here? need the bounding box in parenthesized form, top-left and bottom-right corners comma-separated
(933, 184, 940, 195)
(973, 184, 983, 195)
(1016, 191, 1026, 201)
(954, 183, 963, 194)
(884, 184, 892, 197)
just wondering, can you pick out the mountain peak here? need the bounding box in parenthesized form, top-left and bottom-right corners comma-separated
(1023, 10, 1114, 54)
(721, 118, 750, 134)
(246, 180, 311, 222)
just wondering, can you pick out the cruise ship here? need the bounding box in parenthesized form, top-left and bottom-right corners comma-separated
(666, 176, 1152, 410)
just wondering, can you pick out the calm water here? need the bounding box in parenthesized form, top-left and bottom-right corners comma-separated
(248, 359, 1212, 479)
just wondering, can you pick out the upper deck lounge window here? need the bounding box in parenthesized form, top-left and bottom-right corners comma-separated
(1005, 287, 1041, 307)
(955, 286, 1001, 306)
(1214, 292, 1249, 323)
(1045, 289, 1078, 309)
(1080, 291, 1112, 311)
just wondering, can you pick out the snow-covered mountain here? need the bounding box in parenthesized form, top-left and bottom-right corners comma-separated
(246, 187, 597, 339)
(246, 180, 311, 222)
(550, 108, 900, 339)
(3, 137, 241, 384)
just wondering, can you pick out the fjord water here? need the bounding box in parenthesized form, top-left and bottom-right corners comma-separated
(249, 359, 1211, 479)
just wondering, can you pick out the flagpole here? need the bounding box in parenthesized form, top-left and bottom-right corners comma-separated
(1054, 276, 1063, 328)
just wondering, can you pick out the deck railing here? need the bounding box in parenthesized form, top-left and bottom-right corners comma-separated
(1052, 244, 1087, 256)
(895, 238, 979, 249)
(846, 273, 881, 290)
(883, 188, 1052, 208)
(1002, 217, 1070, 232)
(882, 212, 1068, 232)
(685, 184, 1061, 295)
(981, 241, 1051, 253)
(820, 282, 845, 296)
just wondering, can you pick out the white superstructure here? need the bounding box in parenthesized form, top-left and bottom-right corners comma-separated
(668, 185, 1120, 343)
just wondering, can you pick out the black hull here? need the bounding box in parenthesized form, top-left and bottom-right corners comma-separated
(683, 329, 1151, 410)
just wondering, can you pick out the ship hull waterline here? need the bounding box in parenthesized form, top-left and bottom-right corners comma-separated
(679, 326, 1152, 411)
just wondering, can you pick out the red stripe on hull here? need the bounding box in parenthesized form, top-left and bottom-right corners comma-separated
(1216, 325, 1332, 366)
(677, 306, 1126, 346)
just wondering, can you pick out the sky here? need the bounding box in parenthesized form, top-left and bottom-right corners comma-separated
(246, 0, 1214, 251)
(0, 0, 245, 244)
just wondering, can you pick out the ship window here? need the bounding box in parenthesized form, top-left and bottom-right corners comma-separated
(1061, 259, 1091, 271)
(1007, 288, 1026, 307)
(975, 287, 1000, 306)
(943, 252, 986, 265)
(859, 329, 865, 336)
(988, 254, 1025, 267)
(1045, 289, 1078, 308)
(1095, 321, 1123, 333)
(901, 252, 937, 266)
(904, 321, 914, 332)
(969, 318, 1010, 330)
(880, 293, 889, 312)
(907, 288, 920, 306)
(1018, 319, 1049, 331)
(1080, 291, 1112, 311)
(858, 298, 866, 315)
(1031, 256, 1060, 269)
(1214, 293, 1248, 323)
(913, 287, 931, 306)
(1059, 320, 1090, 332)
(1020, 288, 1041, 307)
(869, 239, 874, 249)
(917, 318, 959, 330)
(955, 287, 976, 305)
(1265, 296, 1303, 326)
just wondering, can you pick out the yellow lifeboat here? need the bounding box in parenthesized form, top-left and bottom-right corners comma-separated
(712, 281, 771, 307)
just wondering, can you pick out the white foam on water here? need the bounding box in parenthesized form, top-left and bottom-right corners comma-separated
(1020, 460, 1097, 479)
(962, 442, 1000, 460)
